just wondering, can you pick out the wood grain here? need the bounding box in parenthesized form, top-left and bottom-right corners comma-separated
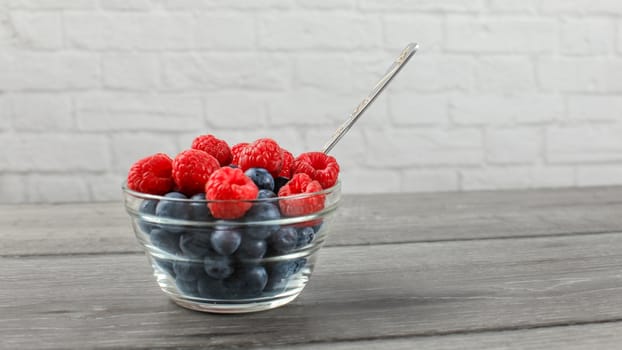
(2, 186, 622, 257)
(2, 232, 622, 349)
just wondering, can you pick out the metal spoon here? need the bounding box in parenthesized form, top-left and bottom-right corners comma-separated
(321, 42, 419, 154)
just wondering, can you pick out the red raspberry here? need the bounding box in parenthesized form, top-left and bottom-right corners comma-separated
(238, 138, 283, 177)
(230, 142, 248, 166)
(127, 153, 174, 195)
(172, 149, 220, 196)
(278, 173, 325, 217)
(191, 134, 233, 166)
(291, 152, 340, 189)
(205, 167, 259, 219)
(278, 149, 294, 178)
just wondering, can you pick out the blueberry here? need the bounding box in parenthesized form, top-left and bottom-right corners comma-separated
(150, 228, 182, 255)
(244, 168, 275, 191)
(269, 227, 298, 253)
(224, 265, 268, 297)
(210, 228, 242, 256)
(204, 254, 234, 280)
(266, 258, 306, 291)
(296, 226, 315, 248)
(173, 260, 204, 281)
(176, 278, 199, 296)
(274, 176, 289, 193)
(137, 199, 158, 233)
(244, 202, 281, 240)
(153, 258, 175, 277)
(189, 193, 212, 221)
(313, 221, 323, 233)
(179, 231, 213, 258)
(235, 239, 267, 260)
(197, 276, 227, 299)
(257, 189, 277, 199)
(156, 192, 190, 233)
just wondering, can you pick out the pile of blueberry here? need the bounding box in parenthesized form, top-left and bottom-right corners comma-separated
(135, 167, 322, 300)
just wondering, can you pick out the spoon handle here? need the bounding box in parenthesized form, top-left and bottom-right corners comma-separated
(321, 42, 419, 154)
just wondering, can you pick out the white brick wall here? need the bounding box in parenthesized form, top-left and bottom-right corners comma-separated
(1, 0, 622, 203)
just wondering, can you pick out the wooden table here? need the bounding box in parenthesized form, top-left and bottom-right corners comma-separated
(2, 186, 622, 349)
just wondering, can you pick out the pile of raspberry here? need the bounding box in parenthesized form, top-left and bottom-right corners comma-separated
(127, 135, 340, 219)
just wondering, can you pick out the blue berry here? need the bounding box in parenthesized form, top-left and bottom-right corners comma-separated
(154, 258, 175, 277)
(173, 260, 204, 281)
(210, 228, 242, 256)
(257, 189, 276, 199)
(269, 227, 297, 253)
(265, 258, 306, 292)
(244, 168, 274, 191)
(176, 278, 199, 296)
(197, 276, 227, 298)
(189, 193, 212, 221)
(244, 202, 280, 240)
(224, 265, 268, 297)
(235, 239, 267, 260)
(296, 227, 315, 248)
(156, 192, 190, 233)
(274, 176, 289, 194)
(150, 228, 182, 255)
(137, 199, 158, 233)
(204, 254, 234, 280)
(179, 231, 213, 258)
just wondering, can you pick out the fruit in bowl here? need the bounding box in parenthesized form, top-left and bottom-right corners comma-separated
(122, 135, 340, 313)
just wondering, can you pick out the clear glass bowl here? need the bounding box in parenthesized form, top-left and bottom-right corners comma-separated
(122, 182, 340, 313)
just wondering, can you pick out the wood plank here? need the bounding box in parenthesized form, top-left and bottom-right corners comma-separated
(263, 322, 622, 350)
(2, 232, 622, 349)
(2, 186, 622, 256)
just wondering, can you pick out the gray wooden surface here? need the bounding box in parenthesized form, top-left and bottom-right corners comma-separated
(1, 186, 622, 349)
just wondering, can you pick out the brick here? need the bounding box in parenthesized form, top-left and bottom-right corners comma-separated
(258, 14, 382, 50)
(0, 53, 99, 90)
(65, 13, 195, 50)
(195, 14, 255, 50)
(540, 0, 622, 14)
(102, 53, 159, 89)
(8, 0, 95, 9)
(11, 94, 72, 131)
(11, 12, 63, 49)
(90, 174, 125, 201)
(295, 55, 351, 93)
(488, 0, 538, 13)
(389, 55, 474, 92)
(402, 169, 459, 192)
(100, 0, 151, 10)
(163, 0, 292, 10)
(110, 133, 179, 173)
(538, 58, 622, 92)
(388, 93, 448, 126)
(383, 15, 443, 52)
(304, 128, 366, 168)
(27, 174, 90, 203)
(485, 128, 541, 164)
(576, 165, 622, 186)
(267, 91, 348, 126)
(162, 54, 290, 90)
(461, 167, 532, 190)
(358, 0, 485, 12)
(0, 96, 10, 130)
(365, 128, 484, 167)
(560, 18, 614, 55)
(529, 166, 575, 188)
(205, 92, 267, 129)
(0, 175, 26, 204)
(546, 125, 622, 163)
(339, 168, 400, 194)
(76, 93, 203, 131)
(446, 17, 557, 53)
(0, 12, 13, 48)
(474, 57, 536, 92)
(297, 0, 354, 9)
(567, 95, 622, 121)
(450, 94, 563, 125)
(1, 134, 109, 171)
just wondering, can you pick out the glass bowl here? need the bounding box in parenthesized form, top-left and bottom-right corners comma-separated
(122, 182, 340, 313)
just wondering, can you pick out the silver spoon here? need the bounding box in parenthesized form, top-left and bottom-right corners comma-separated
(322, 42, 419, 154)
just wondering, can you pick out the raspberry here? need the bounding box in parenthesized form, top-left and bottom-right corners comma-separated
(278, 149, 294, 178)
(205, 167, 259, 219)
(127, 153, 174, 195)
(291, 152, 340, 189)
(238, 138, 283, 177)
(230, 142, 248, 166)
(278, 173, 325, 217)
(172, 149, 220, 196)
(191, 134, 233, 166)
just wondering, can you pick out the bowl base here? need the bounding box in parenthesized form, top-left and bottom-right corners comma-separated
(169, 292, 301, 313)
